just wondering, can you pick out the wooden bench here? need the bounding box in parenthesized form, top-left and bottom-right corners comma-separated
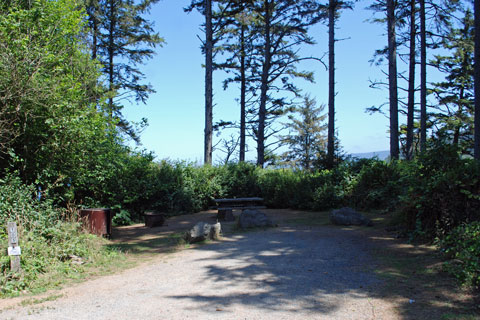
(213, 197, 266, 221)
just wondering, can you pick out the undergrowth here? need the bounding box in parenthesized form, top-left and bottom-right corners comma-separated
(0, 174, 124, 297)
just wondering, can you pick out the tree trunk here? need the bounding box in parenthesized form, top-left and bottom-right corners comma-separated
(387, 0, 399, 160)
(108, 0, 115, 118)
(475, 0, 480, 159)
(92, 2, 98, 61)
(257, 0, 271, 167)
(406, 0, 416, 160)
(327, 0, 335, 168)
(420, 0, 427, 153)
(239, 23, 246, 162)
(204, 0, 213, 165)
(455, 19, 470, 148)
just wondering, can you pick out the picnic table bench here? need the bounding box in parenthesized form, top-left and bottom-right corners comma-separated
(214, 197, 266, 221)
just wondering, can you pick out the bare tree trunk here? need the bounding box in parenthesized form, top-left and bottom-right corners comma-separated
(108, 0, 115, 118)
(91, 1, 98, 61)
(92, 18, 98, 60)
(239, 23, 246, 162)
(406, 0, 416, 160)
(204, 0, 213, 165)
(475, 0, 480, 159)
(327, 0, 336, 168)
(257, 0, 271, 167)
(387, 0, 399, 160)
(420, 0, 427, 153)
(455, 19, 470, 147)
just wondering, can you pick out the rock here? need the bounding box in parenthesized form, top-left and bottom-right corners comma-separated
(69, 254, 84, 265)
(210, 222, 221, 240)
(238, 209, 273, 229)
(329, 207, 373, 226)
(185, 222, 221, 243)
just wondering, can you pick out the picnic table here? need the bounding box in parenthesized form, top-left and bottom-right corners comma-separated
(213, 197, 266, 221)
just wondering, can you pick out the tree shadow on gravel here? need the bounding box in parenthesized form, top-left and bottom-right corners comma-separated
(168, 226, 384, 318)
(364, 232, 480, 320)
(111, 209, 479, 319)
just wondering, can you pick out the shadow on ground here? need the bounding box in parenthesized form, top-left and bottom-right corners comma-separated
(365, 231, 480, 320)
(111, 209, 479, 319)
(167, 225, 385, 318)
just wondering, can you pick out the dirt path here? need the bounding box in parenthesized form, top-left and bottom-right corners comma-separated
(0, 210, 400, 319)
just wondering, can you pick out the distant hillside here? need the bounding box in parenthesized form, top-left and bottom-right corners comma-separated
(350, 150, 390, 160)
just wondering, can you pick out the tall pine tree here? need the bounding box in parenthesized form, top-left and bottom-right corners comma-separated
(319, 0, 354, 168)
(431, 9, 474, 151)
(252, 0, 322, 167)
(84, 0, 163, 139)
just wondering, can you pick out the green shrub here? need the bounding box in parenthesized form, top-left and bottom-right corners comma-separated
(0, 174, 115, 296)
(219, 162, 261, 198)
(313, 183, 344, 210)
(438, 222, 480, 290)
(348, 160, 406, 210)
(112, 209, 133, 226)
(401, 143, 480, 237)
(258, 169, 301, 208)
(309, 169, 347, 210)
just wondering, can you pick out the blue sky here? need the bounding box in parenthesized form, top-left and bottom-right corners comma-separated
(121, 0, 400, 164)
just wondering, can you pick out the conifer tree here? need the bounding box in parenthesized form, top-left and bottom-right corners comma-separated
(405, 0, 416, 160)
(368, 0, 400, 160)
(431, 9, 474, 152)
(282, 96, 327, 171)
(186, 0, 239, 165)
(319, 0, 354, 168)
(253, 0, 322, 167)
(216, 2, 257, 162)
(475, 0, 480, 159)
(84, 0, 163, 139)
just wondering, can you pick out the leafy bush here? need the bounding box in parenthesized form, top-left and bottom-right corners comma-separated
(0, 174, 115, 296)
(219, 162, 261, 198)
(258, 169, 301, 208)
(310, 169, 347, 210)
(348, 159, 406, 210)
(112, 209, 133, 226)
(438, 222, 480, 290)
(401, 143, 480, 238)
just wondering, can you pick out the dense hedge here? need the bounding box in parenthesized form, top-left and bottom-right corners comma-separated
(87, 144, 480, 243)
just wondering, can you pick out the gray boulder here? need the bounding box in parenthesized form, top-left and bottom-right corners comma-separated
(210, 222, 222, 239)
(238, 209, 273, 229)
(330, 207, 373, 226)
(185, 222, 221, 243)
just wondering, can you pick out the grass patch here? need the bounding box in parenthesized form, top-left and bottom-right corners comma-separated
(107, 231, 186, 256)
(441, 313, 479, 320)
(1, 235, 130, 299)
(361, 211, 480, 320)
(1, 228, 128, 298)
(20, 294, 63, 306)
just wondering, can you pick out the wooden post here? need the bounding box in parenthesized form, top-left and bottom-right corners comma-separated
(7, 222, 21, 273)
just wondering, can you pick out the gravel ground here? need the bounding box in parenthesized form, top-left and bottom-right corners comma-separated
(0, 225, 399, 319)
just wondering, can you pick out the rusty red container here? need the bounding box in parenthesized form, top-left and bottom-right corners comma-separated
(79, 208, 112, 238)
